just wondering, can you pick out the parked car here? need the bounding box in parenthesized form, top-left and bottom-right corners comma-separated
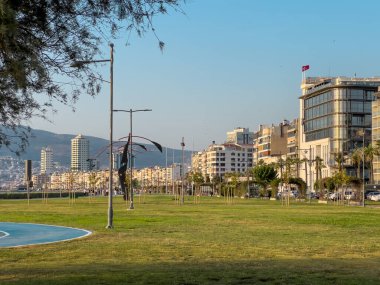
(344, 191, 354, 200)
(328, 192, 338, 200)
(328, 190, 353, 200)
(369, 192, 380, 201)
(371, 194, 380, 202)
(366, 191, 380, 200)
(277, 190, 296, 199)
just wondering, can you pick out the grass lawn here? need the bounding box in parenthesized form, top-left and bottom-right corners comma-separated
(1, 195, 380, 284)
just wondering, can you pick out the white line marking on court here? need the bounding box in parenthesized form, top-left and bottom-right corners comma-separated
(0, 230, 10, 239)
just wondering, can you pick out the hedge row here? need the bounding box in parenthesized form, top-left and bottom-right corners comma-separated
(0, 192, 86, 199)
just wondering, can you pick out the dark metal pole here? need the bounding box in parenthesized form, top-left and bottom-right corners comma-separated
(363, 130, 365, 207)
(181, 137, 185, 205)
(309, 145, 312, 203)
(129, 109, 134, 210)
(106, 43, 114, 228)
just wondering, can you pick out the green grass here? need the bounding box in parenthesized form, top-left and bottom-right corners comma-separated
(1, 195, 380, 284)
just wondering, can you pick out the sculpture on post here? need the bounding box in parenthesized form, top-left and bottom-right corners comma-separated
(117, 134, 163, 201)
(118, 135, 130, 201)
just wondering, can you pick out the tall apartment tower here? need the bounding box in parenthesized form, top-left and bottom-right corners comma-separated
(300, 76, 380, 186)
(112, 152, 121, 170)
(40, 147, 53, 174)
(71, 134, 89, 172)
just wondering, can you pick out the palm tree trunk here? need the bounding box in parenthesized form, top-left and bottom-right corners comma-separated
(296, 162, 299, 178)
(357, 164, 360, 179)
(304, 160, 308, 189)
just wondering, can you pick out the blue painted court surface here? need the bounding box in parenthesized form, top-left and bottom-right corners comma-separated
(0, 222, 91, 248)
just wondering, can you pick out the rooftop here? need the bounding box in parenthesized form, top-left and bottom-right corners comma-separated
(301, 76, 380, 97)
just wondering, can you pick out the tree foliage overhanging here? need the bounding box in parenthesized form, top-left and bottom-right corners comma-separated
(0, 0, 184, 154)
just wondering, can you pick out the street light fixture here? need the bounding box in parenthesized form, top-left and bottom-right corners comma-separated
(114, 108, 152, 210)
(71, 43, 114, 229)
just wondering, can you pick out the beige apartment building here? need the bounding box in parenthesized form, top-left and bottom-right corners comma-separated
(287, 119, 299, 158)
(253, 121, 289, 165)
(372, 87, 380, 184)
(133, 164, 182, 189)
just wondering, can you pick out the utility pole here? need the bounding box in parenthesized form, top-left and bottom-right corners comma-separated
(362, 129, 365, 207)
(181, 137, 185, 205)
(309, 145, 313, 203)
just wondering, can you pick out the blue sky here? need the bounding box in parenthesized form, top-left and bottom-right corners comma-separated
(30, 0, 380, 151)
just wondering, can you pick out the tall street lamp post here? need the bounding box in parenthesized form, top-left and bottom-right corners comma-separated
(181, 137, 185, 205)
(363, 132, 365, 207)
(114, 109, 152, 210)
(71, 43, 114, 229)
(358, 128, 366, 207)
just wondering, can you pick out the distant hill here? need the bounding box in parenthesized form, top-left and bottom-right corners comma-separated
(0, 128, 193, 168)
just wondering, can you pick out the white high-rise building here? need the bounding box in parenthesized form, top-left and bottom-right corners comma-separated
(112, 152, 122, 170)
(71, 134, 89, 172)
(41, 147, 53, 174)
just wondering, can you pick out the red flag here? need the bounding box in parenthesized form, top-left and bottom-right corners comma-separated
(302, 65, 310, 72)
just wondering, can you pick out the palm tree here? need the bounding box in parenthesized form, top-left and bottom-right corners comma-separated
(300, 157, 309, 185)
(188, 171, 204, 203)
(334, 152, 345, 173)
(284, 157, 296, 182)
(252, 164, 278, 197)
(211, 175, 222, 196)
(364, 143, 380, 184)
(274, 157, 285, 180)
(314, 156, 324, 193)
(88, 172, 100, 202)
(292, 157, 301, 178)
(350, 147, 363, 179)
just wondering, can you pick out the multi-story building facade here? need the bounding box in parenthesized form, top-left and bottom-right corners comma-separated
(253, 121, 289, 165)
(133, 164, 182, 191)
(300, 76, 380, 188)
(372, 87, 380, 184)
(192, 142, 253, 180)
(71, 134, 90, 172)
(287, 119, 299, 158)
(226, 127, 254, 145)
(112, 152, 121, 170)
(40, 147, 53, 175)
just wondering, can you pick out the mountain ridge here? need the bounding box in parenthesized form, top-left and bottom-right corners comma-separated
(0, 128, 192, 168)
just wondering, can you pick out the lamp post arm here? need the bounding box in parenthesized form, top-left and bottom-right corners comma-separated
(70, 59, 111, 68)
